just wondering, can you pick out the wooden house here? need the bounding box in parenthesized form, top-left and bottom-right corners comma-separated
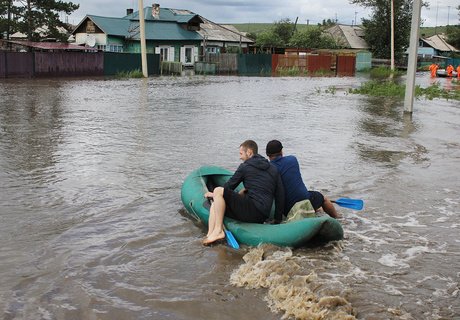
(71, 3, 253, 67)
(325, 24, 369, 50)
(417, 34, 459, 58)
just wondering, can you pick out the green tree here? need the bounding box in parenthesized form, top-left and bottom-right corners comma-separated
(446, 5, 460, 50)
(318, 19, 337, 27)
(246, 32, 257, 41)
(255, 31, 283, 52)
(0, 0, 20, 39)
(272, 18, 295, 45)
(350, 0, 413, 60)
(0, 0, 79, 41)
(289, 28, 337, 49)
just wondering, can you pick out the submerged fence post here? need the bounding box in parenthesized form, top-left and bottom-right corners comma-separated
(403, 0, 422, 114)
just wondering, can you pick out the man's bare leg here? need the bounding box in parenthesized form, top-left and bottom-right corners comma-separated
(206, 204, 216, 238)
(203, 187, 226, 245)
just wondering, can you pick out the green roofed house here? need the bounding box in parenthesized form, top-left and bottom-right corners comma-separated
(72, 3, 253, 67)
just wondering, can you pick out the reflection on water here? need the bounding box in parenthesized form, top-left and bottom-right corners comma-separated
(0, 75, 459, 320)
(356, 96, 429, 168)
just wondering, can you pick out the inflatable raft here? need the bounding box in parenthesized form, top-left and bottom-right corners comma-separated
(181, 166, 344, 248)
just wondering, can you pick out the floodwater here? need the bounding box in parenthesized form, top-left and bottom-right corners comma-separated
(0, 74, 459, 320)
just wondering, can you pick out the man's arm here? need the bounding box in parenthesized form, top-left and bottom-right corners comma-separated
(223, 163, 245, 190)
(273, 172, 285, 223)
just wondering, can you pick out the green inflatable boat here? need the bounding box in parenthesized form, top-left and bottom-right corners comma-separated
(181, 166, 344, 248)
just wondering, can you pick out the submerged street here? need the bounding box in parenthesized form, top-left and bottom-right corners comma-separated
(0, 74, 459, 319)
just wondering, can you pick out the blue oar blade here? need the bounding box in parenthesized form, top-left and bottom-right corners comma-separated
(224, 229, 240, 249)
(334, 198, 364, 210)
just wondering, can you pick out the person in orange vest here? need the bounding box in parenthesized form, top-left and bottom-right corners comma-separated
(429, 63, 437, 77)
(446, 64, 454, 77)
(457, 65, 460, 79)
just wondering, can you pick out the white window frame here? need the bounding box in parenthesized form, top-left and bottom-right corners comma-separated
(156, 46, 175, 62)
(181, 45, 196, 65)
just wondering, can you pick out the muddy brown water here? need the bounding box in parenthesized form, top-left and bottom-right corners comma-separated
(0, 74, 459, 319)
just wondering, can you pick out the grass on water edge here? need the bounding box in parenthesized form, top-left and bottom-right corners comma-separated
(349, 79, 460, 101)
(347, 66, 460, 101)
(115, 69, 144, 78)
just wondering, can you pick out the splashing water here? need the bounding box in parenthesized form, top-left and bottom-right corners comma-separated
(230, 244, 356, 319)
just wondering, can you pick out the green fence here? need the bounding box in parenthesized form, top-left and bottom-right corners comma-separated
(356, 51, 372, 71)
(104, 52, 160, 76)
(446, 58, 460, 68)
(237, 54, 272, 76)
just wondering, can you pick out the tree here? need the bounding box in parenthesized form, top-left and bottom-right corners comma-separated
(0, 0, 20, 39)
(350, 0, 413, 60)
(318, 19, 337, 27)
(255, 31, 283, 52)
(272, 18, 295, 46)
(0, 0, 79, 41)
(446, 5, 460, 50)
(289, 28, 338, 49)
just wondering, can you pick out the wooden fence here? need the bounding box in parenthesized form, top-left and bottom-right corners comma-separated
(0, 52, 159, 78)
(203, 53, 238, 74)
(0, 51, 359, 78)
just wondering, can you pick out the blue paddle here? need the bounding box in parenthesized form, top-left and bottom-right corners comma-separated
(332, 198, 364, 210)
(223, 226, 240, 249)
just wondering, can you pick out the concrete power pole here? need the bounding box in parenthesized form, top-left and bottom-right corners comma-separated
(138, 0, 148, 77)
(403, 0, 422, 114)
(390, 0, 395, 71)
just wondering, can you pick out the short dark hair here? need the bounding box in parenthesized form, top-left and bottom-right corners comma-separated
(240, 140, 258, 154)
(266, 140, 283, 156)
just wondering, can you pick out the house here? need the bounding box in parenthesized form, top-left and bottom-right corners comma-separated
(325, 24, 369, 50)
(71, 4, 254, 67)
(197, 18, 253, 54)
(417, 34, 459, 58)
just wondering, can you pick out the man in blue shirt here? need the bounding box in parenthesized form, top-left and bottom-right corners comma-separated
(266, 140, 338, 220)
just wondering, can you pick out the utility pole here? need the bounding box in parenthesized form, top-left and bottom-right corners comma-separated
(403, 0, 422, 114)
(447, 6, 450, 25)
(27, 0, 32, 40)
(7, 0, 12, 40)
(138, 0, 148, 77)
(435, 2, 439, 34)
(390, 0, 395, 71)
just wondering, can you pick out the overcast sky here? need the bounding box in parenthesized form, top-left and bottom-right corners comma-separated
(66, 0, 459, 28)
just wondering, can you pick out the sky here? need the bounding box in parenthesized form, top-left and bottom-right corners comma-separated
(66, 0, 459, 28)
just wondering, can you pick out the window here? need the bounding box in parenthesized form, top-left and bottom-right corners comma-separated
(160, 47, 169, 61)
(86, 21, 95, 33)
(206, 47, 219, 54)
(109, 44, 123, 52)
(184, 47, 192, 63)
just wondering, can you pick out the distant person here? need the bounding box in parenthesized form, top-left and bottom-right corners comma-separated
(266, 140, 338, 219)
(203, 140, 284, 245)
(429, 63, 438, 77)
(446, 64, 454, 77)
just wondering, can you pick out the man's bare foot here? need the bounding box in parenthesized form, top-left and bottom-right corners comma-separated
(202, 231, 225, 245)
